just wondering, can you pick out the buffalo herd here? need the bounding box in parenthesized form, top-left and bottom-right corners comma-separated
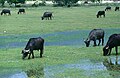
(96, 6, 119, 18)
(1, 8, 25, 15)
(22, 29, 120, 59)
(0, 6, 119, 59)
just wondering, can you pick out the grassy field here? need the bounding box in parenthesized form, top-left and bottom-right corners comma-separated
(0, 6, 120, 78)
(0, 6, 120, 35)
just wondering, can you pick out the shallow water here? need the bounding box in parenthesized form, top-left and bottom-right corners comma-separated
(1, 56, 120, 78)
(0, 28, 120, 49)
(44, 59, 107, 78)
(0, 71, 28, 78)
(44, 56, 120, 78)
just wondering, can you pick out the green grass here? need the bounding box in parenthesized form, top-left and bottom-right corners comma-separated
(0, 6, 120, 36)
(0, 6, 120, 78)
(0, 46, 119, 77)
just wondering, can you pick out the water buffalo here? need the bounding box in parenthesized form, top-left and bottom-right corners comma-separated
(1, 9, 11, 15)
(22, 37, 44, 59)
(84, 29, 104, 47)
(103, 34, 120, 56)
(41, 12, 53, 20)
(96, 11, 105, 18)
(18, 9, 25, 14)
(115, 7, 119, 11)
(105, 6, 111, 11)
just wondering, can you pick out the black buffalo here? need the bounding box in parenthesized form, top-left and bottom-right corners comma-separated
(103, 34, 120, 56)
(84, 29, 105, 47)
(22, 37, 44, 59)
(96, 11, 105, 18)
(1, 9, 11, 15)
(18, 9, 25, 14)
(41, 12, 53, 20)
(115, 7, 119, 11)
(105, 6, 111, 11)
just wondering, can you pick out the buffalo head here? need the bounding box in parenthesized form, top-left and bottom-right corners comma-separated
(41, 17, 44, 20)
(103, 46, 109, 56)
(84, 39, 90, 47)
(21, 49, 30, 59)
(96, 14, 99, 18)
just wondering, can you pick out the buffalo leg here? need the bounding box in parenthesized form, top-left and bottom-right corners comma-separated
(28, 53, 31, 59)
(9, 13, 11, 15)
(104, 14, 105, 18)
(40, 50, 43, 58)
(50, 16, 52, 20)
(102, 38, 104, 46)
(98, 39, 101, 46)
(108, 48, 112, 55)
(31, 51, 34, 58)
(115, 46, 118, 55)
(93, 40, 97, 46)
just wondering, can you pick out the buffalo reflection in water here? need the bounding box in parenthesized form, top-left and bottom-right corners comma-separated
(103, 56, 120, 77)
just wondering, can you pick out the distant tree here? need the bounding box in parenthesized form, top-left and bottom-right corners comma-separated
(0, 0, 25, 7)
(91, 0, 102, 3)
(8, 0, 25, 6)
(0, 0, 5, 6)
(83, 0, 102, 3)
(52, 0, 79, 6)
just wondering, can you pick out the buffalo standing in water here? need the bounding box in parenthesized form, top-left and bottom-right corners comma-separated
(41, 12, 53, 20)
(1, 9, 11, 15)
(84, 29, 105, 47)
(96, 11, 105, 18)
(22, 37, 44, 59)
(103, 34, 120, 56)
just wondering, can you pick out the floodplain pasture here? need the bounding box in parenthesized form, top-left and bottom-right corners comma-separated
(0, 6, 120, 78)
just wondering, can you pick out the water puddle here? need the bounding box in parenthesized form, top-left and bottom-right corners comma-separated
(103, 56, 120, 78)
(0, 28, 120, 49)
(0, 71, 28, 78)
(44, 59, 107, 78)
(44, 56, 120, 78)
(1, 56, 120, 78)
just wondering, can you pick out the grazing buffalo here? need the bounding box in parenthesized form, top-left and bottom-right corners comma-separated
(103, 34, 120, 56)
(67, 4, 71, 7)
(1, 9, 11, 15)
(96, 11, 105, 18)
(84, 29, 104, 47)
(18, 9, 25, 14)
(22, 37, 44, 59)
(115, 7, 119, 11)
(41, 12, 53, 20)
(105, 6, 111, 11)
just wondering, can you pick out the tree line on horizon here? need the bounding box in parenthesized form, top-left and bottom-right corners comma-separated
(0, 0, 116, 7)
